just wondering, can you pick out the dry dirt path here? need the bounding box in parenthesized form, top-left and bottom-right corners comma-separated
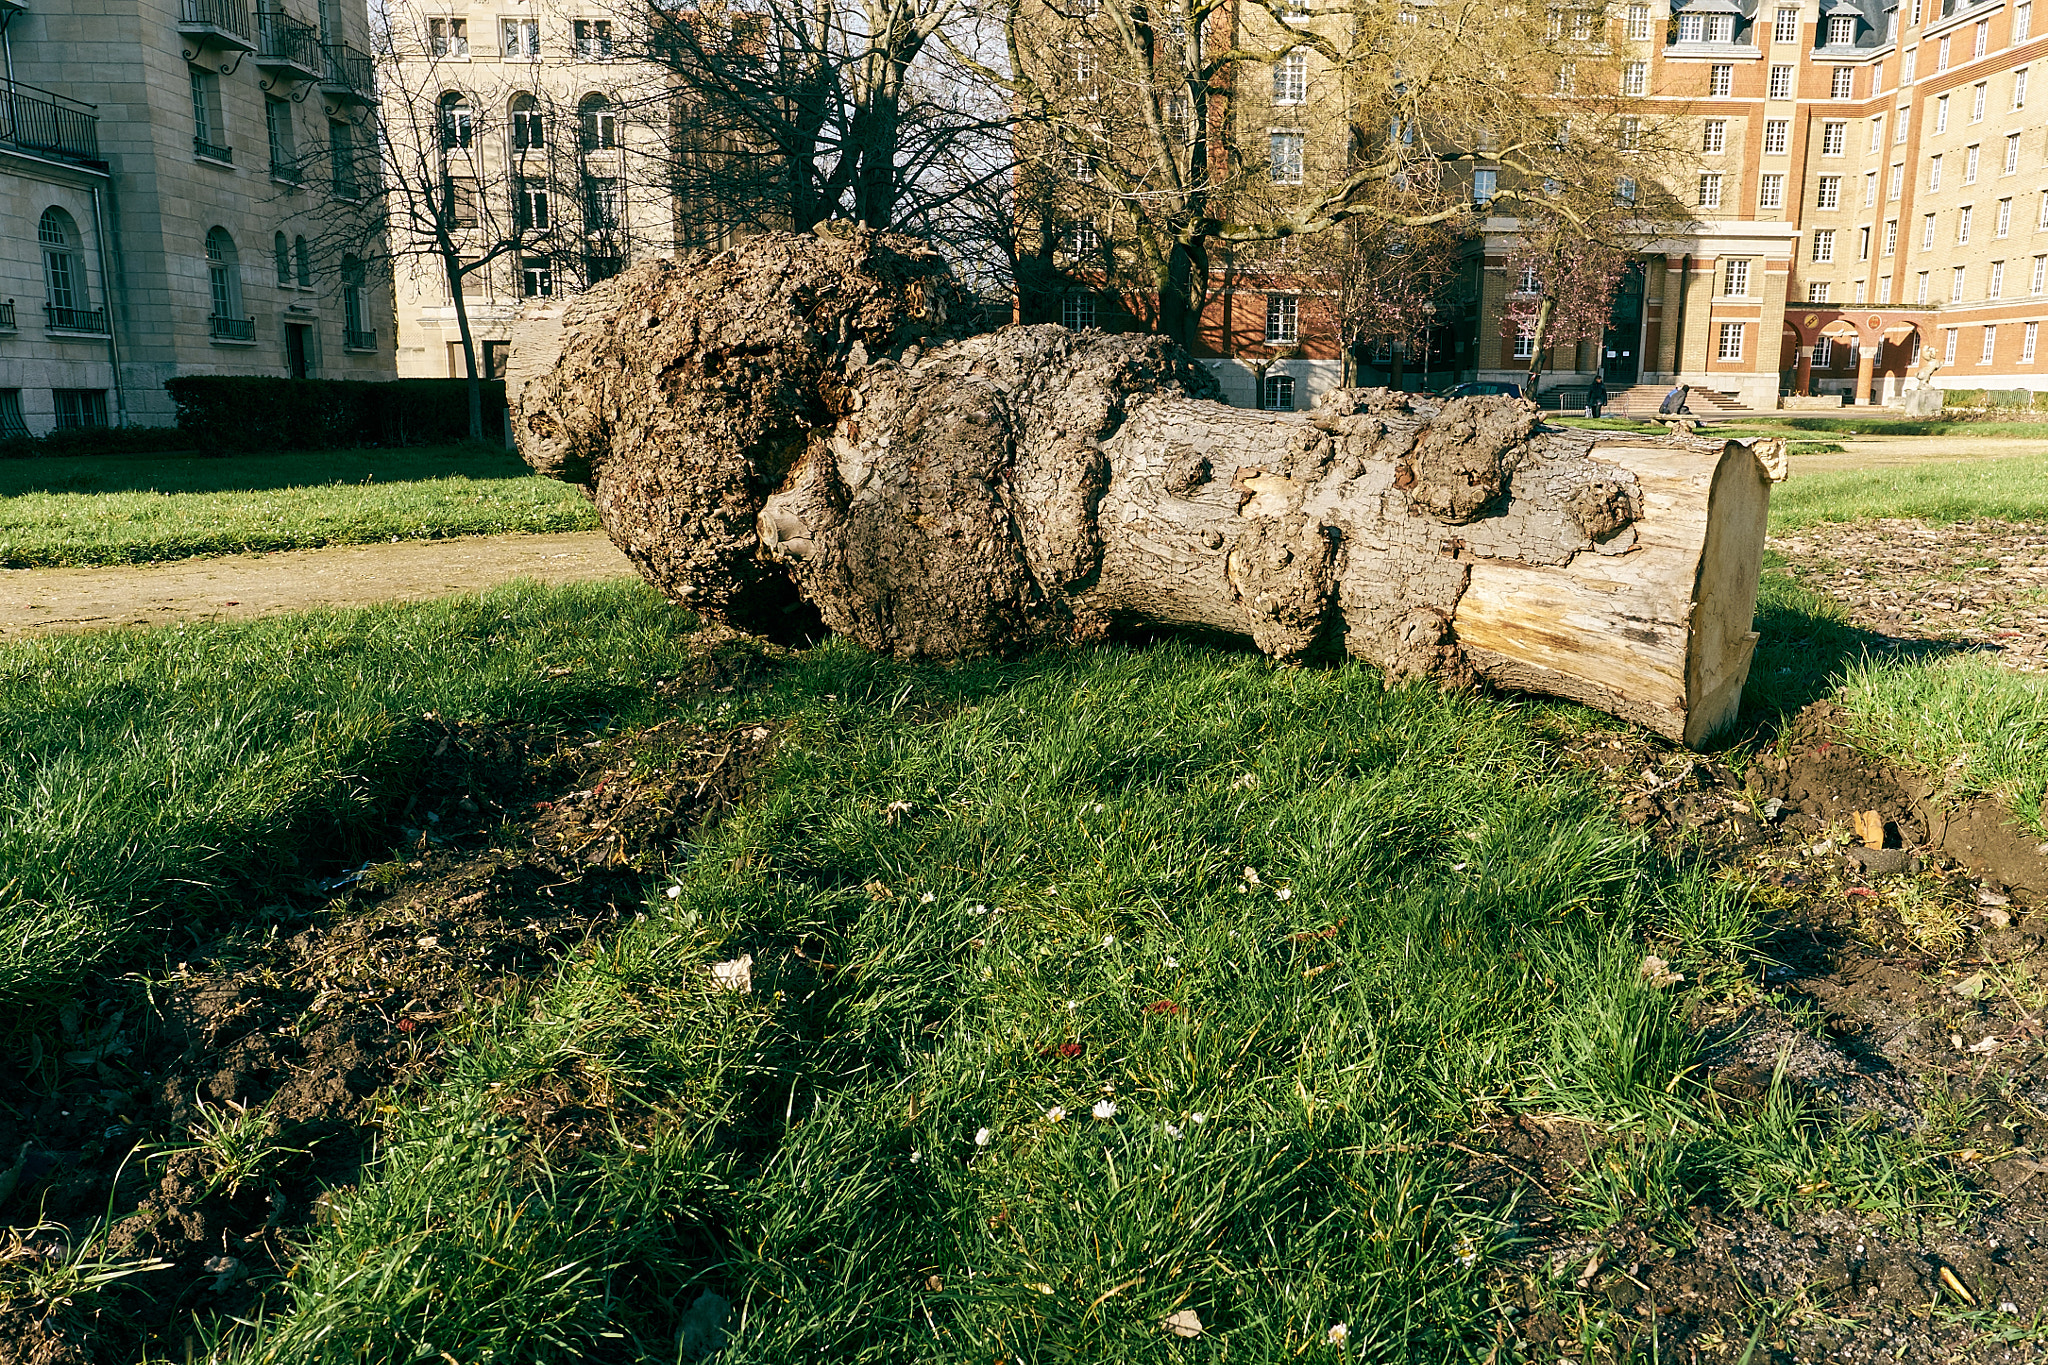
(0, 530, 635, 639)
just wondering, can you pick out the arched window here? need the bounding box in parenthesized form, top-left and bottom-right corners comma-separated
(439, 92, 474, 150)
(39, 207, 91, 328)
(274, 231, 292, 285)
(205, 226, 247, 337)
(578, 93, 616, 151)
(510, 92, 544, 152)
(295, 235, 312, 288)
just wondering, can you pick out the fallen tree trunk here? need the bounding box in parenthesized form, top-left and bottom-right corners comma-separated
(511, 230, 1787, 747)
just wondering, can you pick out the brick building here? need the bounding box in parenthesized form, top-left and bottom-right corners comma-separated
(0, 0, 395, 435)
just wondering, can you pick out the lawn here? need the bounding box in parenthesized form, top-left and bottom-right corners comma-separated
(0, 445, 597, 568)
(0, 580, 1978, 1362)
(1768, 446, 2048, 528)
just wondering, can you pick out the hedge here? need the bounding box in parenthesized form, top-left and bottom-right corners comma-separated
(163, 377, 507, 453)
(0, 425, 201, 461)
(1941, 387, 2048, 411)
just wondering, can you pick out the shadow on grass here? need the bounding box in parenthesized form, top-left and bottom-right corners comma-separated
(0, 443, 534, 498)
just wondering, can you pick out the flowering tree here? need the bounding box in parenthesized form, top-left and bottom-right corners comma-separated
(1325, 213, 1470, 386)
(1502, 213, 1633, 397)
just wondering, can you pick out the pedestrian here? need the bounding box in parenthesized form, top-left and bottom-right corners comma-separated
(1657, 383, 1691, 415)
(1584, 373, 1607, 419)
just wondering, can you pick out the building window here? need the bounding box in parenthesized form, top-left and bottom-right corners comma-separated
(1773, 5, 1798, 41)
(295, 235, 311, 287)
(1622, 61, 1647, 96)
(573, 18, 611, 58)
(1924, 213, 1937, 249)
(1918, 272, 1930, 303)
(1724, 258, 1751, 296)
(511, 94, 545, 151)
(1062, 293, 1097, 329)
(2040, 191, 2048, 228)
(1710, 64, 1733, 97)
(0, 390, 25, 439)
(1897, 105, 1910, 143)
(521, 256, 553, 297)
(1938, 35, 1951, 71)
(1954, 264, 1968, 297)
(1890, 164, 1904, 199)
(2000, 197, 2015, 236)
(1831, 66, 1853, 99)
(1931, 155, 1943, 191)
(1764, 118, 1790, 154)
(1621, 117, 1642, 150)
(273, 231, 291, 285)
(1265, 293, 1300, 344)
(39, 207, 89, 328)
(1472, 167, 1497, 203)
(1812, 228, 1836, 262)
(2035, 255, 2047, 293)
(1627, 4, 1651, 40)
(1768, 64, 1793, 100)
(1512, 327, 1537, 359)
(205, 226, 245, 330)
(1809, 281, 1834, 303)
(439, 92, 474, 149)
(1860, 224, 1872, 258)
(1274, 51, 1307, 104)
(1698, 172, 1724, 207)
(1960, 204, 1974, 242)
(53, 390, 108, 430)
(329, 120, 357, 198)
(1065, 220, 1099, 255)
(1982, 325, 1997, 363)
(515, 178, 549, 229)
(1703, 119, 1726, 153)
(1516, 265, 1540, 293)
(1885, 218, 1898, 254)
(429, 16, 468, 56)
(1760, 173, 1786, 209)
(1870, 117, 1885, 153)
(342, 255, 370, 348)
(2021, 3, 2035, 44)
(1966, 144, 1980, 184)
(1879, 275, 1893, 303)
(189, 67, 228, 160)
(1717, 322, 1744, 361)
(1816, 336, 1835, 369)
(1992, 260, 2006, 296)
(1976, 19, 1989, 57)
(2017, 70, 2031, 112)
(1945, 328, 1959, 363)
(264, 95, 295, 178)
(579, 94, 617, 150)
(584, 177, 621, 230)
(1263, 374, 1297, 411)
(1865, 171, 1878, 206)
(1269, 129, 1305, 184)
(1937, 94, 1950, 133)
(1827, 14, 1854, 45)
(1902, 49, 1916, 84)
(585, 254, 623, 285)
(2025, 321, 2039, 362)
(1821, 121, 1846, 155)
(501, 17, 539, 57)
(1854, 278, 1866, 303)
(1974, 82, 1988, 122)
(1817, 175, 1841, 209)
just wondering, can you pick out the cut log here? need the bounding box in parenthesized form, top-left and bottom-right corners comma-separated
(510, 230, 1786, 748)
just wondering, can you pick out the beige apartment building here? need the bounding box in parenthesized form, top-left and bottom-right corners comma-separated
(382, 0, 680, 380)
(0, 0, 394, 435)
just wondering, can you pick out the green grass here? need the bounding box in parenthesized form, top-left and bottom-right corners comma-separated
(1768, 448, 2048, 529)
(0, 587, 1983, 1359)
(1836, 655, 2048, 837)
(0, 445, 597, 567)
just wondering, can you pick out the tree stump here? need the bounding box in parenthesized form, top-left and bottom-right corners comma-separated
(511, 230, 1786, 747)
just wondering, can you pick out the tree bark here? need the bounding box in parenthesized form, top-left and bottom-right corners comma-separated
(510, 230, 1785, 747)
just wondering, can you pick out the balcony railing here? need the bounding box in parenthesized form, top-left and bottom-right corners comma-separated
(343, 326, 377, 351)
(0, 299, 15, 330)
(46, 303, 110, 334)
(256, 11, 322, 76)
(209, 314, 257, 341)
(270, 155, 302, 182)
(321, 42, 375, 100)
(178, 0, 255, 48)
(194, 134, 232, 162)
(1, 81, 103, 164)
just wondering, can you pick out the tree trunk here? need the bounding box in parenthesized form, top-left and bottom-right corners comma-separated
(510, 230, 1786, 747)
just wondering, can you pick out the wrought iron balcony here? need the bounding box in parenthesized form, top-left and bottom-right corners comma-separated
(343, 326, 377, 351)
(0, 299, 16, 329)
(46, 304, 109, 334)
(178, 0, 255, 51)
(256, 11, 322, 79)
(194, 134, 232, 162)
(320, 42, 375, 102)
(1, 81, 104, 165)
(209, 314, 257, 341)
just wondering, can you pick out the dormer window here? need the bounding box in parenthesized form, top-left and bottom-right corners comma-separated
(1676, 10, 1736, 42)
(1827, 14, 1855, 44)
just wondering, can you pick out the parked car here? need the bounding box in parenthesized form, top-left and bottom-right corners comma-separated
(1443, 380, 1526, 399)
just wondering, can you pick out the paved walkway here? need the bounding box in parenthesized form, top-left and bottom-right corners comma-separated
(0, 531, 636, 639)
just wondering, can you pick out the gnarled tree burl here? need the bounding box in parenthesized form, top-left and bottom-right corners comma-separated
(511, 230, 1785, 747)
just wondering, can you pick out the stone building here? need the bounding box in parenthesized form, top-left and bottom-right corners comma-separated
(0, 0, 395, 435)
(380, 0, 681, 380)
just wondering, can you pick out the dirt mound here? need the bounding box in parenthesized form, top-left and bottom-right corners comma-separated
(0, 717, 776, 1363)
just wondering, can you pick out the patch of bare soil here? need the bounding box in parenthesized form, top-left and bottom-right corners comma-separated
(1490, 708, 2048, 1363)
(1771, 519, 2048, 672)
(0, 704, 777, 1363)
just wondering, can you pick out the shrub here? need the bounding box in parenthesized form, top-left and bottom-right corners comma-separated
(1942, 388, 1987, 408)
(163, 377, 507, 453)
(0, 425, 200, 461)
(1988, 388, 2033, 409)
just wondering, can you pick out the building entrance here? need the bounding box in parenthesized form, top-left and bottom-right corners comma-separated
(1601, 263, 1645, 385)
(285, 324, 311, 380)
